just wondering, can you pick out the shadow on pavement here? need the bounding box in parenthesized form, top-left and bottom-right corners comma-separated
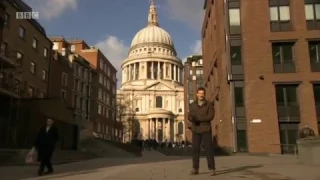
(216, 165, 263, 176)
(6, 155, 190, 180)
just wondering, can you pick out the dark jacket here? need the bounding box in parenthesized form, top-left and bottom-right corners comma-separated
(188, 99, 215, 133)
(34, 125, 59, 152)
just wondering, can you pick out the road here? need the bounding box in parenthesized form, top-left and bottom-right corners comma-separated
(1, 151, 319, 180)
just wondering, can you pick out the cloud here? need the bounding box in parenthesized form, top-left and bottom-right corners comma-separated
(163, 0, 205, 31)
(181, 40, 202, 62)
(95, 36, 129, 87)
(190, 40, 202, 54)
(24, 0, 78, 20)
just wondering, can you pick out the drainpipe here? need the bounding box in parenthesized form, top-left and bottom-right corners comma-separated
(224, 0, 237, 153)
(47, 43, 53, 97)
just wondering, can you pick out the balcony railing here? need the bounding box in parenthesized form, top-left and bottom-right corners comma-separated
(0, 77, 20, 97)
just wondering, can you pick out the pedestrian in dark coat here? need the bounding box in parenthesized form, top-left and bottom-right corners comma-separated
(34, 118, 59, 176)
(188, 87, 216, 176)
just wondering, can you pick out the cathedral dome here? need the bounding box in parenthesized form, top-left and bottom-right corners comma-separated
(130, 26, 174, 48)
(129, 0, 174, 49)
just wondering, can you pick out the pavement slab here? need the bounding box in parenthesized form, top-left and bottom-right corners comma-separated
(1, 154, 320, 180)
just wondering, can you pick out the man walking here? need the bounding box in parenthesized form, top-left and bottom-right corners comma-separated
(188, 87, 215, 176)
(34, 118, 59, 176)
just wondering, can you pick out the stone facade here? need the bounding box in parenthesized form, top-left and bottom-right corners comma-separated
(117, 1, 185, 143)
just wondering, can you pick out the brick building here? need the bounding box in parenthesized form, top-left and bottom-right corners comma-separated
(0, 0, 75, 148)
(202, 0, 320, 154)
(69, 40, 119, 140)
(183, 55, 204, 142)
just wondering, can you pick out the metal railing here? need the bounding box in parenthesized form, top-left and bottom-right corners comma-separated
(270, 143, 298, 157)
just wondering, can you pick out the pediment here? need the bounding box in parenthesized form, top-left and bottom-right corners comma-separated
(144, 81, 174, 91)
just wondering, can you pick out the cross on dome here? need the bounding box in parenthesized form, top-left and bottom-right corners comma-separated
(148, 0, 159, 26)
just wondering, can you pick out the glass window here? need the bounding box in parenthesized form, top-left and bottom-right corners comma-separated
(270, 7, 278, 21)
(305, 4, 314, 20)
(19, 26, 25, 38)
(309, 42, 320, 63)
(229, 9, 240, 26)
(313, 84, 320, 105)
(155, 96, 162, 108)
(44, 48, 48, 57)
(42, 69, 47, 80)
(32, 38, 38, 49)
(27, 86, 34, 97)
(234, 87, 244, 107)
(230, 46, 242, 65)
(30, 62, 36, 74)
(279, 6, 290, 21)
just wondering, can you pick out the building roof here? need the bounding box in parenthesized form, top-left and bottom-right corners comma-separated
(130, 0, 174, 49)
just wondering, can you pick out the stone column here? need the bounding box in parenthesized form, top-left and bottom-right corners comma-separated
(169, 64, 172, 80)
(178, 67, 180, 83)
(163, 63, 166, 79)
(157, 62, 160, 79)
(155, 118, 158, 141)
(148, 119, 151, 139)
(162, 118, 165, 141)
(174, 65, 176, 81)
(133, 63, 136, 80)
(151, 62, 154, 79)
(128, 64, 131, 80)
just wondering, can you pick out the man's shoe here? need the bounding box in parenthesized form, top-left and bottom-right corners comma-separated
(190, 169, 199, 175)
(45, 169, 54, 174)
(38, 171, 43, 176)
(209, 169, 216, 176)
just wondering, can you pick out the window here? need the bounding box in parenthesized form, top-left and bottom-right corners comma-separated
(178, 122, 184, 134)
(228, 0, 241, 34)
(236, 122, 248, 152)
(107, 67, 111, 76)
(30, 62, 36, 74)
(275, 85, 300, 122)
(272, 42, 295, 73)
(71, 45, 75, 51)
(234, 81, 246, 119)
(4, 12, 10, 27)
(32, 38, 38, 49)
(309, 41, 320, 72)
(44, 48, 48, 58)
(61, 90, 67, 100)
(42, 69, 47, 80)
(107, 80, 110, 90)
(155, 96, 163, 108)
(230, 45, 242, 65)
(27, 86, 34, 98)
(229, 9, 240, 26)
(17, 51, 23, 60)
(279, 124, 299, 154)
(98, 89, 102, 99)
(39, 92, 45, 98)
(52, 42, 59, 50)
(235, 87, 244, 107)
(98, 104, 102, 114)
(19, 26, 26, 38)
(313, 84, 320, 121)
(305, 0, 320, 30)
(61, 73, 68, 86)
(99, 74, 103, 84)
(269, 0, 291, 31)
(100, 60, 104, 70)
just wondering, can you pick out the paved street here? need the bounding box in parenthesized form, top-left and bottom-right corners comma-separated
(1, 152, 320, 180)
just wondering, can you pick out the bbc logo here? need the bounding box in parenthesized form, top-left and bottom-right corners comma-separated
(16, 12, 39, 19)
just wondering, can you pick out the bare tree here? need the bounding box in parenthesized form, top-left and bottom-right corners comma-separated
(116, 98, 139, 142)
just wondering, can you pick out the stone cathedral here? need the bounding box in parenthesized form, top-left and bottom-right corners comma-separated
(117, 0, 185, 142)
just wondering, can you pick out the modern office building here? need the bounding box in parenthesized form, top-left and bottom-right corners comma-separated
(202, 0, 320, 154)
(183, 55, 203, 142)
